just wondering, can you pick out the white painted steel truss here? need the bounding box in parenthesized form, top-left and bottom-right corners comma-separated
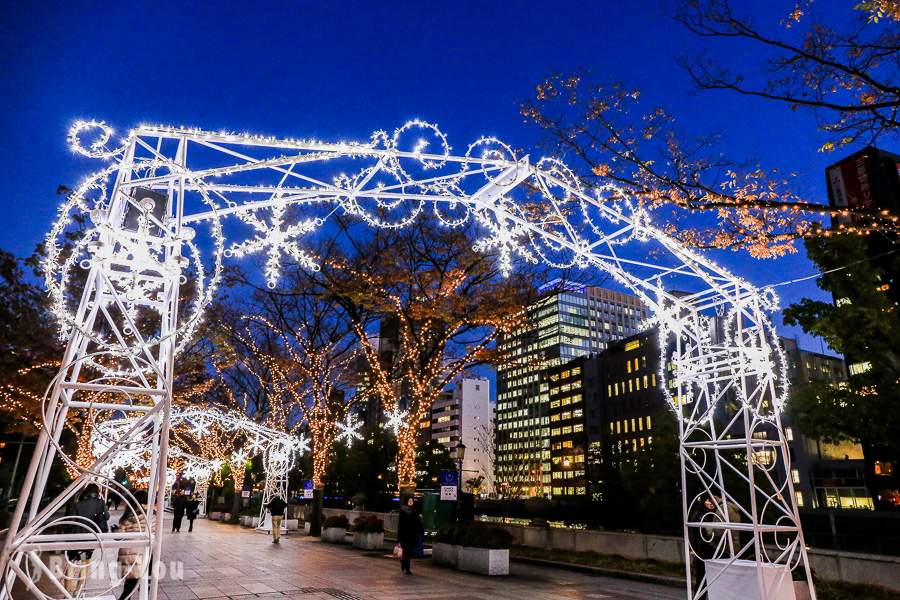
(0, 120, 814, 599)
(92, 405, 305, 521)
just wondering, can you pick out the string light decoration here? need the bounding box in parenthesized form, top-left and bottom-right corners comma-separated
(232, 315, 356, 486)
(95, 403, 306, 528)
(1, 120, 813, 600)
(334, 413, 363, 444)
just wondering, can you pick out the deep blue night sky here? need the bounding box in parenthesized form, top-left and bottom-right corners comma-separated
(0, 1, 854, 353)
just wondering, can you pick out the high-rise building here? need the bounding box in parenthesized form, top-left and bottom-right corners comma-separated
(779, 338, 872, 510)
(597, 328, 666, 468)
(825, 147, 900, 509)
(826, 146, 900, 304)
(495, 282, 647, 496)
(420, 377, 495, 495)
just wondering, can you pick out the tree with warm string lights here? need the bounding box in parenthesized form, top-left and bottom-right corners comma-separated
(298, 214, 542, 489)
(225, 268, 360, 486)
(521, 1, 900, 258)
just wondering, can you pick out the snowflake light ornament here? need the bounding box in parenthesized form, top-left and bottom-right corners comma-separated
(334, 413, 363, 444)
(384, 407, 408, 436)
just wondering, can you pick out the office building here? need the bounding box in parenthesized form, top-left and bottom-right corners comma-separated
(496, 283, 647, 496)
(421, 377, 495, 495)
(779, 338, 872, 509)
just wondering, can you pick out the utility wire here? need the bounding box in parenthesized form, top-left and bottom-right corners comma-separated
(768, 246, 900, 289)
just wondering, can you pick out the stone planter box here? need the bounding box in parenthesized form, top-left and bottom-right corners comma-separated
(240, 516, 260, 527)
(351, 531, 384, 550)
(457, 547, 509, 576)
(221, 513, 232, 522)
(794, 581, 812, 600)
(321, 527, 347, 543)
(432, 542, 459, 569)
(304, 522, 311, 534)
(284, 519, 299, 530)
(209, 511, 222, 520)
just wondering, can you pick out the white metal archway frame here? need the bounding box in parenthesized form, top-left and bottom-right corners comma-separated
(0, 120, 813, 600)
(92, 405, 306, 521)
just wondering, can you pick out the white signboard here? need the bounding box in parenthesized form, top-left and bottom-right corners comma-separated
(441, 485, 458, 501)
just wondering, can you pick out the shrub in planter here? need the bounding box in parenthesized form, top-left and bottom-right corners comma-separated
(351, 515, 385, 549)
(323, 515, 349, 529)
(435, 521, 512, 549)
(350, 515, 384, 534)
(433, 522, 511, 575)
(321, 514, 349, 543)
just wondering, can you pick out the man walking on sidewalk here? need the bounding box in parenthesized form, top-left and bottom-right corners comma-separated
(265, 492, 288, 543)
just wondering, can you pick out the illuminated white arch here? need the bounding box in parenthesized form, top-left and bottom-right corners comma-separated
(92, 405, 306, 521)
(0, 121, 814, 600)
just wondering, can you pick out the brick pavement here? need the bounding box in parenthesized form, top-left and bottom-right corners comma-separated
(86, 513, 685, 600)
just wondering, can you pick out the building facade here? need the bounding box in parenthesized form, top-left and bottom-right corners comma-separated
(597, 328, 666, 470)
(421, 377, 495, 495)
(495, 283, 647, 496)
(779, 338, 872, 510)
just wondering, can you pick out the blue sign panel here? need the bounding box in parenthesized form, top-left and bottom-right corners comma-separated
(303, 480, 314, 499)
(439, 471, 459, 487)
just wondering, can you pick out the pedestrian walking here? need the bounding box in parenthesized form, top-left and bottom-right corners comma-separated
(397, 496, 423, 575)
(265, 492, 288, 543)
(117, 505, 149, 600)
(171, 490, 188, 532)
(64, 483, 110, 596)
(688, 496, 717, 600)
(186, 494, 200, 532)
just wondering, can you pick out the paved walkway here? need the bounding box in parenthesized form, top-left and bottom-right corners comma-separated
(91, 514, 685, 600)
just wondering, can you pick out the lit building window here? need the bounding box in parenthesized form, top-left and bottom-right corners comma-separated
(849, 362, 872, 376)
(785, 427, 793, 441)
(791, 469, 800, 484)
(795, 491, 804, 507)
(875, 461, 894, 476)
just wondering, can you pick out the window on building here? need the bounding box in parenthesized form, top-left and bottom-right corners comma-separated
(795, 491, 804, 507)
(849, 361, 873, 376)
(785, 427, 793, 441)
(791, 469, 800, 484)
(875, 461, 894, 476)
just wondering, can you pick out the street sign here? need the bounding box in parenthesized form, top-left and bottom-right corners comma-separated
(440, 485, 458, 501)
(440, 471, 459, 500)
(241, 490, 250, 498)
(439, 471, 459, 487)
(303, 480, 314, 499)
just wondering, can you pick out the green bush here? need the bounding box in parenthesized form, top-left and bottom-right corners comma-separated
(350, 515, 384, 533)
(433, 521, 513, 549)
(212, 503, 231, 513)
(323, 514, 349, 529)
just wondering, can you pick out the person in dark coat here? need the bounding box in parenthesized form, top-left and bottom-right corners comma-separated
(171, 490, 189, 532)
(396, 496, 423, 575)
(265, 492, 288, 543)
(64, 483, 110, 595)
(186, 494, 200, 532)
